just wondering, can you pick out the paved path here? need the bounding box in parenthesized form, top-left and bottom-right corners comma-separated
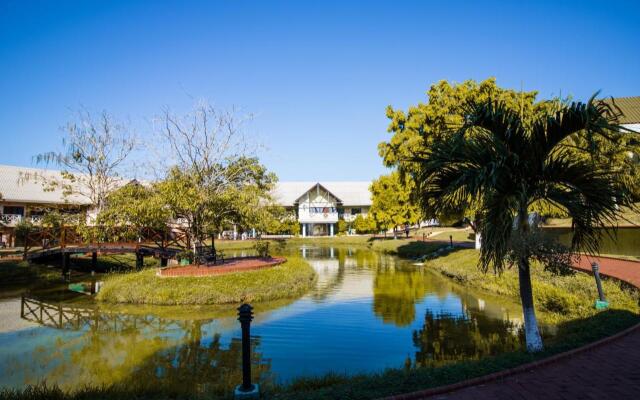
(390, 256, 640, 400)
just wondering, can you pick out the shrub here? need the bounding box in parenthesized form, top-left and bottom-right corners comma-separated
(254, 240, 270, 258)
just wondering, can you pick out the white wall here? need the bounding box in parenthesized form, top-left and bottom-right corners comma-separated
(297, 185, 339, 223)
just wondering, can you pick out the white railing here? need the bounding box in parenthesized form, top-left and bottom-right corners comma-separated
(0, 214, 23, 226)
(29, 215, 44, 224)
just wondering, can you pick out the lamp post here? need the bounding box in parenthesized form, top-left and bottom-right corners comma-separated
(234, 303, 259, 399)
(592, 262, 609, 309)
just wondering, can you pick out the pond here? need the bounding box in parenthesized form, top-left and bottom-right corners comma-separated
(0, 246, 526, 395)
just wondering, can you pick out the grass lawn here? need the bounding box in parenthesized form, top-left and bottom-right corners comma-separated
(96, 256, 316, 305)
(543, 204, 640, 227)
(424, 249, 639, 324)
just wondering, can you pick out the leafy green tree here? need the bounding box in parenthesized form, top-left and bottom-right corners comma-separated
(95, 181, 172, 246)
(369, 172, 421, 238)
(14, 219, 35, 260)
(353, 214, 376, 234)
(410, 95, 635, 351)
(154, 102, 278, 254)
(379, 78, 551, 227)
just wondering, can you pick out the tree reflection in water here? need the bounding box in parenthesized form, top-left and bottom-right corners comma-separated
(412, 309, 523, 367)
(13, 316, 272, 397)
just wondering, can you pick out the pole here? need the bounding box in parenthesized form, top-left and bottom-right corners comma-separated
(135, 251, 144, 270)
(449, 235, 453, 248)
(592, 262, 606, 302)
(239, 304, 253, 391)
(234, 303, 259, 398)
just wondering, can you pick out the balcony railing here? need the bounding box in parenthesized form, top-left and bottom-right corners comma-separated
(1, 214, 48, 226)
(1, 214, 23, 226)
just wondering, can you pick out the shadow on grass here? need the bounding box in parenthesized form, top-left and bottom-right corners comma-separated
(2, 308, 636, 400)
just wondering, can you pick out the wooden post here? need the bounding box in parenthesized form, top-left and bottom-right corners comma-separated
(91, 252, 97, 270)
(62, 252, 70, 276)
(20, 295, 25, 319)
(136, 252, 144, 270)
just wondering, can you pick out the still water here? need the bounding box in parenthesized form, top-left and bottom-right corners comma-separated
(0, 246, 525, 393)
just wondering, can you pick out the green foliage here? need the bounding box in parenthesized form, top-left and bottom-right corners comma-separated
(352, 214, 376, 234)
(0, 260, 61, 287)
(254, 239, 271, 258)
(336, 219, 348, 234)
(379, 78, 553, 223)
(413, 94, 634, 273)
(155, 158, 277, 248)
(96, 181, 172, 243)
(369, 171, 421, 233)
(96, 257, 316, 305)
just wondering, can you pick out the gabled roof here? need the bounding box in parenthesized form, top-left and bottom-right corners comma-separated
(0, 165, 92, 205)
(603, 96, 640, 125)
(272, 181, 372, 206)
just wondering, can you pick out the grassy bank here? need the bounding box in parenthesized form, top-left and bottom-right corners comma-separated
(0, 260, 61, 288)
(425, 249, 640, 324)
(96, 256, 316, 305)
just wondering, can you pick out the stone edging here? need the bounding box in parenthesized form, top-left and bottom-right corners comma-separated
(381, 261, 640, 400)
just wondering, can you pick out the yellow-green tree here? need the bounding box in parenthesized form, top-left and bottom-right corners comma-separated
(369, 171, 421, 237)
(379, 78, 549, 225)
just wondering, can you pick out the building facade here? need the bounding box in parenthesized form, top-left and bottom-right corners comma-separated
(0, 165, 372, 244)
(272, 181, 372, 237)
(0, 165, 92, 246)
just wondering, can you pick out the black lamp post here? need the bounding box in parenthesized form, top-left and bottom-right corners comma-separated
(234, 303, 259, 399)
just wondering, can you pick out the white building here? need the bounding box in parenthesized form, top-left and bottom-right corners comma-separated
(272, 182, 372, 237)
(0, 165, 372, 244)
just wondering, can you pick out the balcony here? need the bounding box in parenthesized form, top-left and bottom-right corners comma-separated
(0, 214, 45, 226)
(0, 214, 23, 226)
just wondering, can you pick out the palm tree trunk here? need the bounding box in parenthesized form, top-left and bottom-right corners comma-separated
(517, 206, 543, 352)
(518, 257, 543, 351)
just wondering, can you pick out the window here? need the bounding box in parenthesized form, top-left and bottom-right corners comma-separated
(2, 206, 24, 216)
(350, 208, 362, 215)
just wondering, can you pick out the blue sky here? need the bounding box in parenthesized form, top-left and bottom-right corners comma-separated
(1, 0, 639, 181)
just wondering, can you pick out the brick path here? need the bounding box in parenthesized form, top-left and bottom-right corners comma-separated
(158, 256, 286, 277)
(389, 256, 640, 400)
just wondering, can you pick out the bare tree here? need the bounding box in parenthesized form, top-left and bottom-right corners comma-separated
(28, 109, 136, 215)
(152, 101, 274, 255)
(155, 100, 257, 188)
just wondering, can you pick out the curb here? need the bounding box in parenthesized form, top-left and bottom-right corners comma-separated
(381, 258, 640, 400)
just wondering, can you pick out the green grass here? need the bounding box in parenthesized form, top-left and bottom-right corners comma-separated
(0, 260, 61, 288)
(424, 249, 640, 324)
(96, 256, 317, 305)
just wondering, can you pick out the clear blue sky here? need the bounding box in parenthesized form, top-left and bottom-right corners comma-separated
(1, 0, 639, 181)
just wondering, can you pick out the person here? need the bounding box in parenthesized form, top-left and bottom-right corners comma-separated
(405, 224, 410, 238)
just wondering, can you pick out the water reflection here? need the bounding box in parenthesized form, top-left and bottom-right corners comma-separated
(0, 245, 529, 391)
(412, 309, 522, 367)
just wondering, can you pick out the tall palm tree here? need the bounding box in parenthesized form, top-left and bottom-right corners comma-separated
(411, 96, 634, 351)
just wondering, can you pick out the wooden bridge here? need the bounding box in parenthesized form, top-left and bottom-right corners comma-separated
(27, 242, 182, 272)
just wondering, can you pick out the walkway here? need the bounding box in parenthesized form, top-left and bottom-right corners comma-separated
(387, 256, 640, 400)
